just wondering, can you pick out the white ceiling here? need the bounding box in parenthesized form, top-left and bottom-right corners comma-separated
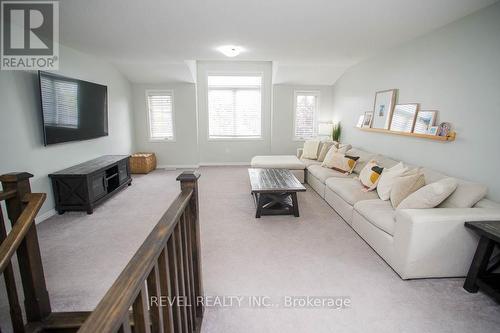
(60, 0, 497, 85)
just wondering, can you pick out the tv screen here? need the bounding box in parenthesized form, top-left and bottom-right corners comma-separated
(39, 71, 108, 145)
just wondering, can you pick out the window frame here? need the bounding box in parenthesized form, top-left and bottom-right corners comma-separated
(145, 89, 176, 142)
(293, 90, 320, 141)
(206, 72, 264, 141)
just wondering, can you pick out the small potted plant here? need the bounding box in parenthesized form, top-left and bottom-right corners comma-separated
(332, 122, 342, 142)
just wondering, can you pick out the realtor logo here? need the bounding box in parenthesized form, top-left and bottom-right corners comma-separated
(1, 1, 59, 70)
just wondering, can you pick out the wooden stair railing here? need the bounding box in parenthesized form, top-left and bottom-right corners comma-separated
(0, 172, 51, 333)
(77, 171, 204, 333)
(0, 171, 203, 333)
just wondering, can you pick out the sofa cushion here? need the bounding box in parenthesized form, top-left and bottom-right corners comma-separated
(374, 154, 400, 169)
(326, 178, 379, 206)
(308, 164, 353, 183)
(302, 140, 321, 159)
(346, 148, 376, 174)
(317, 141, 337, 161)
(398, 178, 458, 209)
(439, 181, 488, 208)
(251, 155, 305, 169)
(377, 162, 409, 200)
(390, 170, 425, 208)
(300, 158, 322, 168)
(354, 199, 396, 236)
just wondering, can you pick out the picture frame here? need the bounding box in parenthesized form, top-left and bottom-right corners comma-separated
(427, 126, 439, 136)
(413, 110, 437, 134)
(389, 103, 419, 133)
(362, 112, 373, 128)
(438, 122, 452, 137)
(371, 89, 397, 129)
(356, 115, 365, 128)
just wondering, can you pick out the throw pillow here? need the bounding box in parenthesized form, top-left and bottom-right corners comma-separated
(337, 143, 352, 155)
(302, 140, 320, 159)
(322, 152, 359, 174)
(390, 170, 425, 208)
(376, 162, 408, 201)
(317, 141, 337, 162)
(438, 182, 488, 208)
(397, 178, 458, 209)
(358, 160, 384, 191)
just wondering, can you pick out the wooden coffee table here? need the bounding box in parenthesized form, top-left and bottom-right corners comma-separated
(248, 168, 306, 218)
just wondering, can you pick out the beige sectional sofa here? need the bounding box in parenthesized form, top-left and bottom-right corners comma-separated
(297, 145, 500, 279)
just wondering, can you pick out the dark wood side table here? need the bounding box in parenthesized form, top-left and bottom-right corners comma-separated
(463, 221, 500, 302)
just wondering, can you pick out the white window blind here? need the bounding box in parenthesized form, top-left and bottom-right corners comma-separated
(147, 91, 174, 140)
(40, 76, 79, 128)
(294, 91, 319, 140)
(207, 75, 262, 139)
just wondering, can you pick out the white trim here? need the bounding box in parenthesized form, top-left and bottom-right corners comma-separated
(157, 164, 199, 170)
(35, 208, 56, 224)
(199, 162, 250, 166)
(206, 72, 264, 141)
(293, 90, 320, 141)
(145, 89, 176, 141)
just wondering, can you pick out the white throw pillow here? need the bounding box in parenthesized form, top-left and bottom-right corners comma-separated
(376, 162, 408, 200)
(397, 178, 458, 209)
(358, 160, 384, 191)
(302, 140, 320, 159)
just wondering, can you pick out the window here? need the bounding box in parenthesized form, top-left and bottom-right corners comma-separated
(146, 90, 174, 141)
(294, 91, 319, 140)
(207, 75, 262, 139)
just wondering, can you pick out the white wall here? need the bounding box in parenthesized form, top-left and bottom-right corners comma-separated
(272, 85, 334, 154)
(196, 61, 273, 163)
(132, 83, 198, 167)
(0, 45, 134, 218)
(331, 2, 500, 200)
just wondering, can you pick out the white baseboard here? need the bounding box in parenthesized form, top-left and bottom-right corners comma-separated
(157, 165, 199, 170)
(35, 208, 56, 224)
(156, 163, 249, 169)
(199, 162, 249, 166)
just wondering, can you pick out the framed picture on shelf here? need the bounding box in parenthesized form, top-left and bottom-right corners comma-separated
(362, 112, 373, 128)
(356, 115, 365, 128)
(428, 126, 439, 136)
(371, 89, 397, 129)
(413, 110, 437, 134)
(438, 122, 452, 137)
(390, 103, 419, 133)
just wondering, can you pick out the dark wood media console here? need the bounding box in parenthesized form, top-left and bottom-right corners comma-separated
(49, 155, 132, 214)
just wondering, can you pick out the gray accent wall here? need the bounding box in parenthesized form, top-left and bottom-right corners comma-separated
(0, 45, 135, 218)
(331, 2, 500, 200)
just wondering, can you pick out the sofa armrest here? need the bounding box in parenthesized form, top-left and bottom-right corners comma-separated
(392, 208, 500, 278)
(297, 148, 303, 159)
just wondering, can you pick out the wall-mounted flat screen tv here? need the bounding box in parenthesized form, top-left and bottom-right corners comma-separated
(38, 71, 108, 145)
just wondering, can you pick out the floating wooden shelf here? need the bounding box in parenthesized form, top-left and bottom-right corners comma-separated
(358, 127, 456, 142)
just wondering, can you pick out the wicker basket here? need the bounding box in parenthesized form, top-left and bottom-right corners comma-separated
(129, 153, 157, 174)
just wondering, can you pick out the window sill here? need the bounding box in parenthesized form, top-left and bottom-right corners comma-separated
(148, 138, 176, 143)
(208, 137, 264, 142)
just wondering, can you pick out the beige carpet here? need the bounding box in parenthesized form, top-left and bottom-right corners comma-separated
(1, 166, 499, 332)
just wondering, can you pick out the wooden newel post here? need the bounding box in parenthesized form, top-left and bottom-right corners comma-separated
(176, 171, 204, 319)
(0, 172, 51, 321)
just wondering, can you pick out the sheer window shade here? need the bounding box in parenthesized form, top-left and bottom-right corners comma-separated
(208, 75, 262, 139)
(147, 91, 174, 140)
(294, 92, 319, 140)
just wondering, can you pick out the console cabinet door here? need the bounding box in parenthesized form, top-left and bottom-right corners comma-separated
(118, 160, 130, 184)
(90, 172, 107, 201)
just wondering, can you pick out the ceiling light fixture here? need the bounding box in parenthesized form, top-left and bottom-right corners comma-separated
(217, 45, 244, 57)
